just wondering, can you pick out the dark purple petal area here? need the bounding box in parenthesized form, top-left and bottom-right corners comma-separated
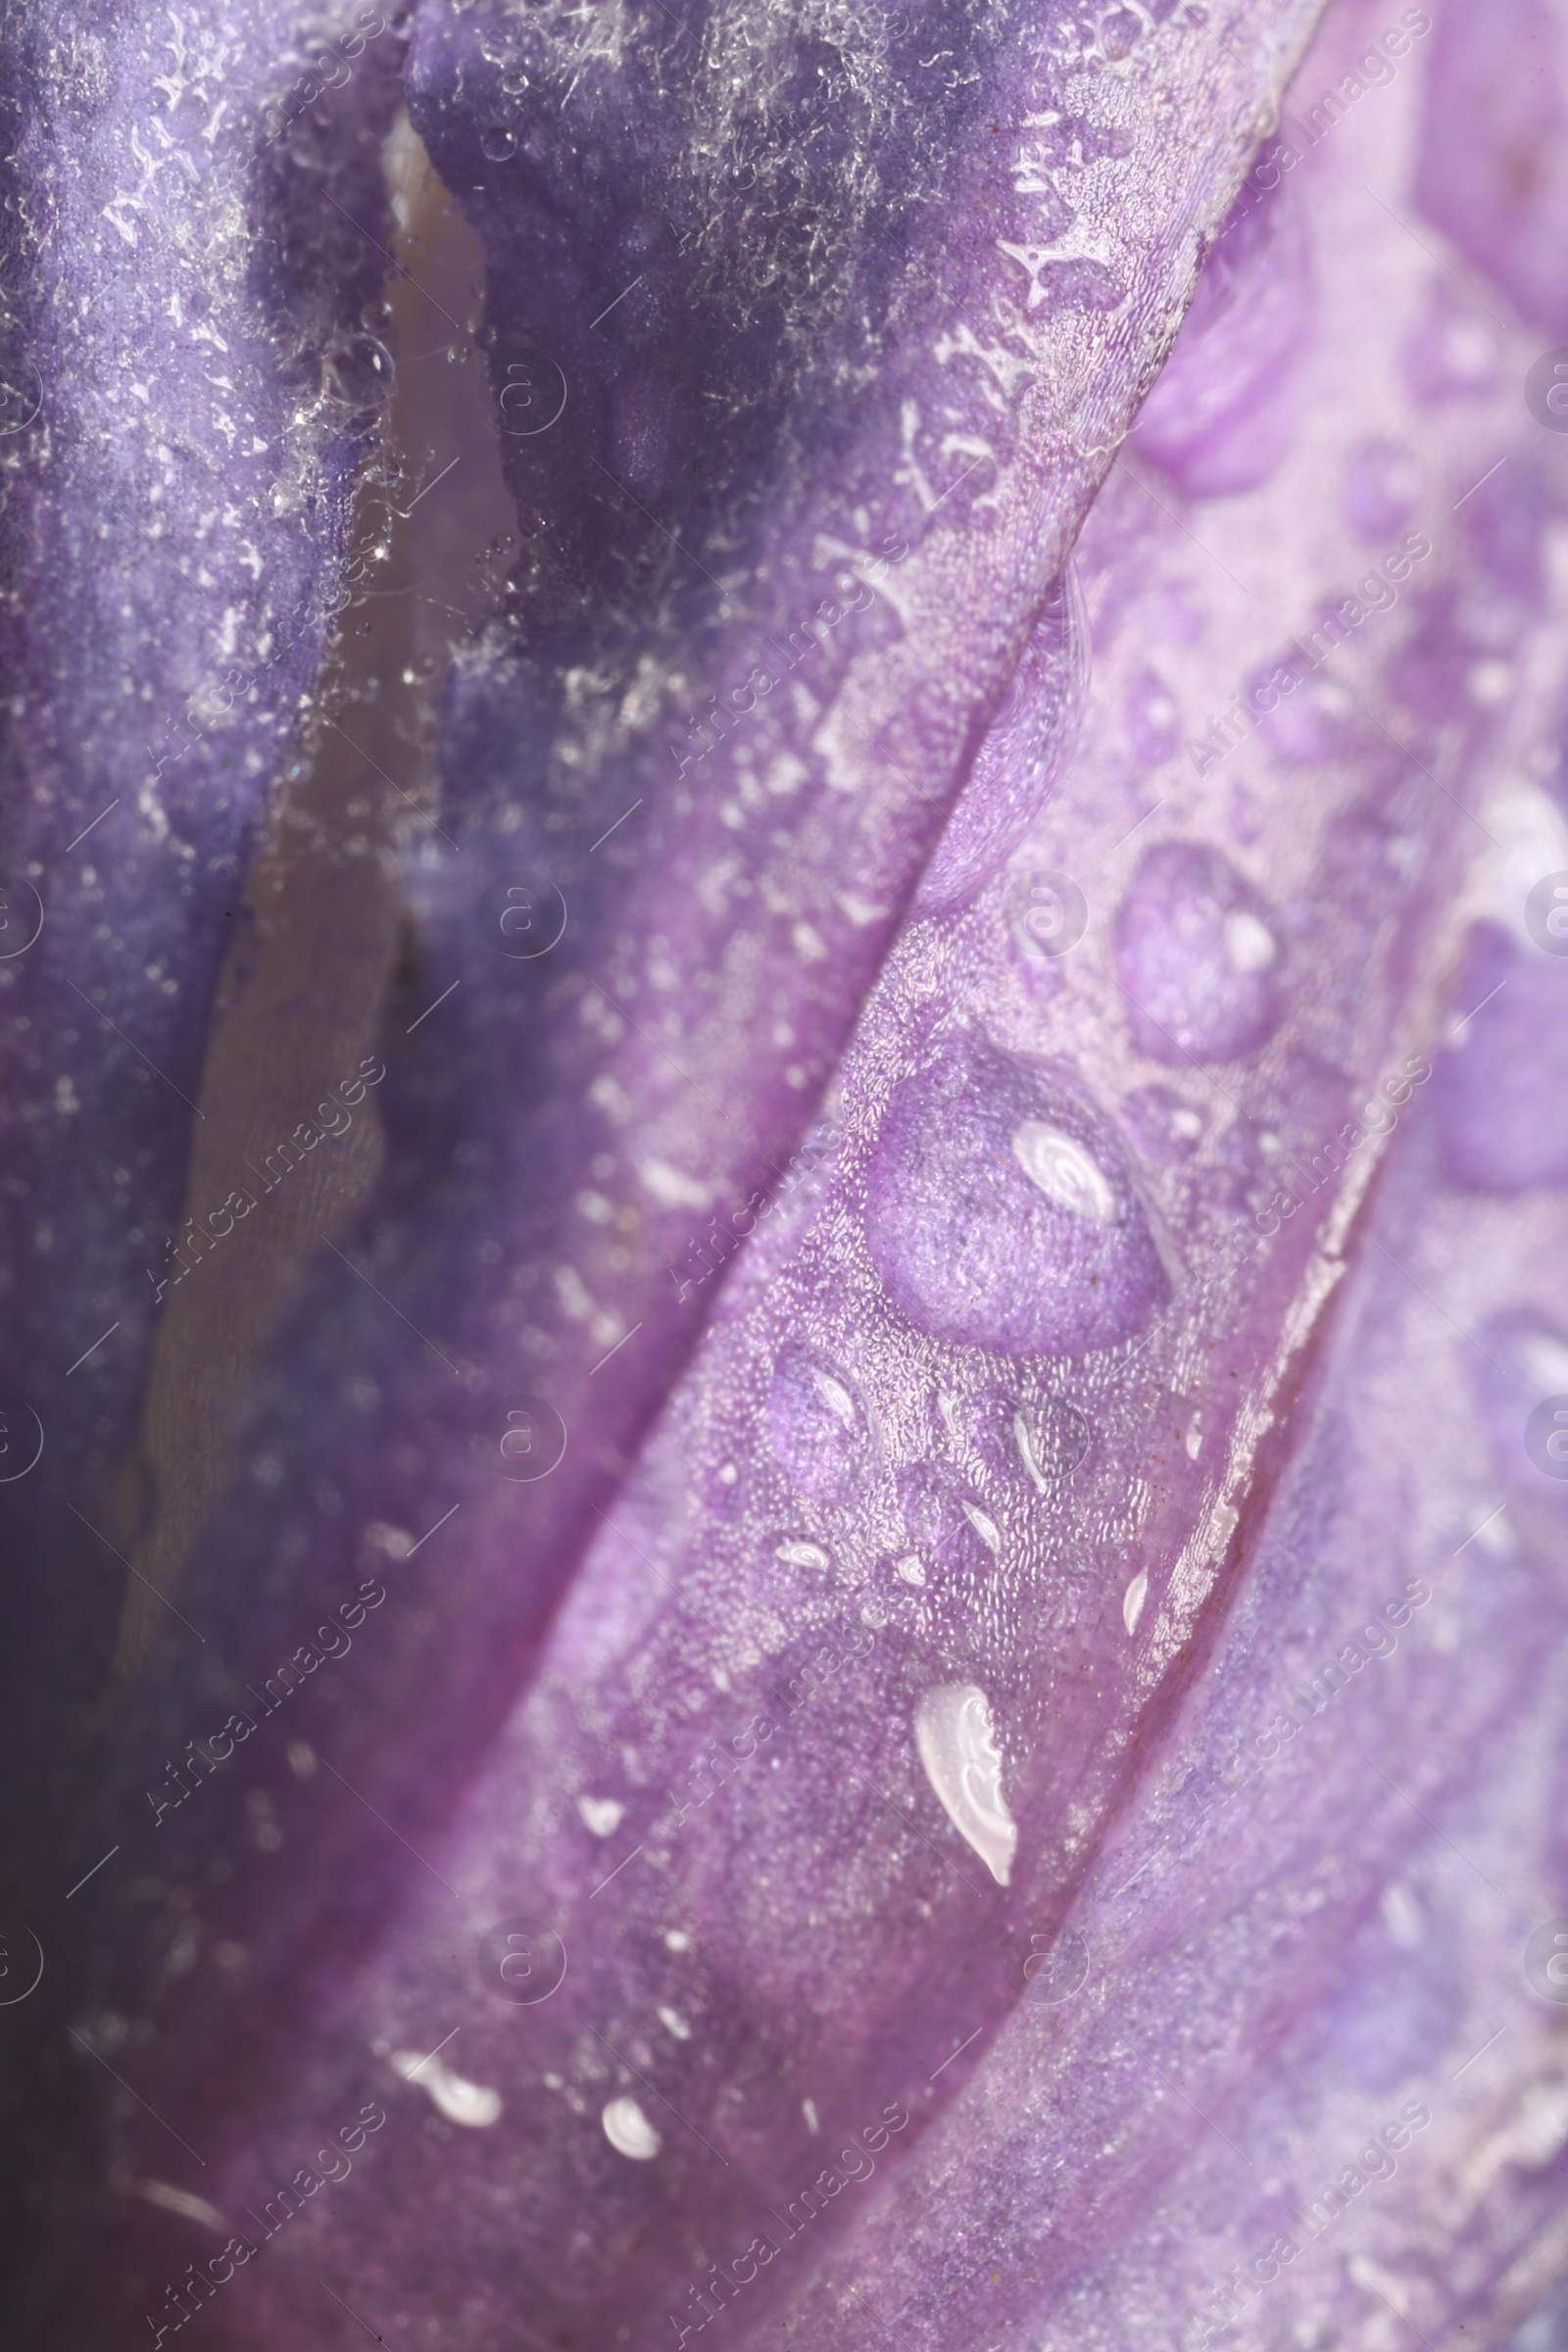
(4, 13, 1346, 2330)
(0, 0, 406, 1893)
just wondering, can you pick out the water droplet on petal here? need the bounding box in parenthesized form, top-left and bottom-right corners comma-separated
(322, 331, 395, 411)
(1122, 1083, 1204, 1164)
(1136, 176, 1312, 496)
(1223, 908, 1277, 973)
(775, 1538, 831, 1572)
(1114, 841, 1285, 1064)
(576, 1795, 624, 1838)
(766, 1348, 872, 1501)
(1122, 1568, 1149, 1634)
(914, 1684, 1017, 1886)
(1011, 1397, 1093, 1488)
(393, 2048, 502, 2128)
(864, 1036, 1169, 1355)
(1342, 436, 1417, 541)
(1011, 1121, 1119, 1223)
(897, 1460, 1001, 1577)
(1436, 925, 1568, 1192)
(1247, 653, 1360, 764)
(602, 2096, 661, 2159)
(966, 1387, 1085, 1488)
(1400, 277, 1502, 402)
(480, 122, 518, 161)
(1123, 666, 1181, 766)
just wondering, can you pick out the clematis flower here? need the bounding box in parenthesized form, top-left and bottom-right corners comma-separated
(1, 0, 1566, 2345)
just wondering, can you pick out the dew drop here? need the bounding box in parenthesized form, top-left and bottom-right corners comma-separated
(1248, 646, 1361, 765)
(1114, 841, 1285, 1065)
(1121, 1083, 1204, 1164)
(1436, 926, 1568, 1193)
(602, 2095, 661, 2160)
(480, 122, 518, 161)
(1123, 666, 1181, 766)
(1012, 1121, 1119, 1224)
(577, 1795, 624, 1838)
(897, 1460, 1001, 1577)
(775, 1538, 831, 1572)
(914, 1684, 1017, 1886)
(1223, 908, 1277, 974)
(766, 1348, 871, 1501)
(864, 1036, 1168, 1355)
(1342, 437, 1417, 541)
(1472, 1310, 1568, 1493)
(321, 331, 395, 412)
(1099, 6, 1142, 59)
(1012, 1397, 1093, 1488)
(1135, 175, 1312, 497)
(1400, 278, 1500, 406)
(393, 2048, 502, 2128)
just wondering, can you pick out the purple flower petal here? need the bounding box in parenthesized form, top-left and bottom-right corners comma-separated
(7, 0, 1568, 2345)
